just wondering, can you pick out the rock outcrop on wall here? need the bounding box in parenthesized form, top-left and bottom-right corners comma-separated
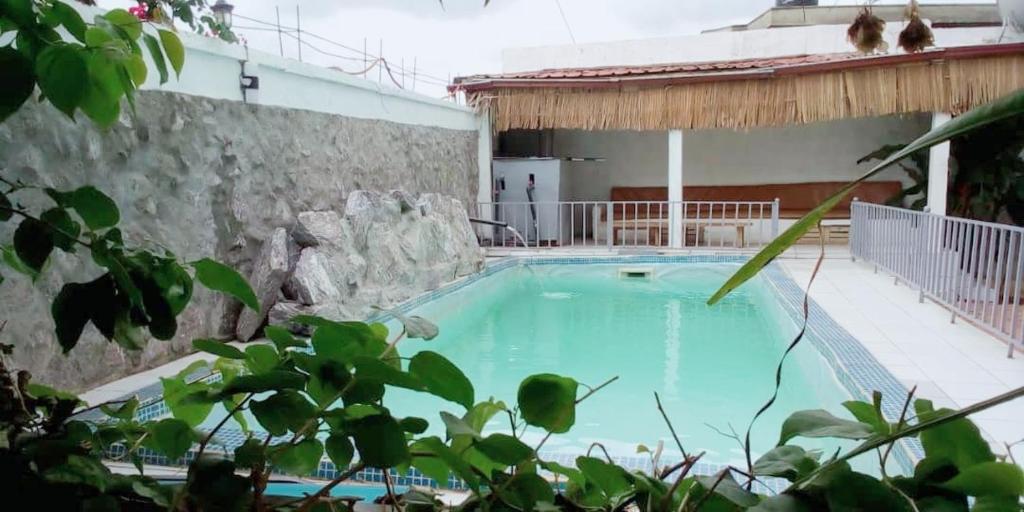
(0, 91, 479, 392)
(257, 191, 484, 338)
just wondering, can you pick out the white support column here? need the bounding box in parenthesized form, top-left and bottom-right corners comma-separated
(927, 112, 952, 216)
(668, 130, 684, 248)
(476, 111, 493, 220)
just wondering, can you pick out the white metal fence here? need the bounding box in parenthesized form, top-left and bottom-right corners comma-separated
(851, 201, 1024, 356)
(474, 200, 780, 250)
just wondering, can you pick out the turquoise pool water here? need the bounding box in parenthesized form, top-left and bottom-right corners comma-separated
(382, 263, 854, 468)
(198, 262, 860, 471)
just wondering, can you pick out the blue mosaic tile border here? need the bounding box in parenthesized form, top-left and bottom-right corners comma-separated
(95, 253, 920, 489)
(759, 263, 924, 468)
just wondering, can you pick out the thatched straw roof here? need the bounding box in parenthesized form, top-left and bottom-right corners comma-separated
(453, 43, 1024, 132)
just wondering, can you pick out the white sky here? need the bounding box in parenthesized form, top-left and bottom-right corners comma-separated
(99, 1, 996, 97)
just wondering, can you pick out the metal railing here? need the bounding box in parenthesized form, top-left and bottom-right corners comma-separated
(850, 201, 1024, 356)
(474, 200, 779, 250)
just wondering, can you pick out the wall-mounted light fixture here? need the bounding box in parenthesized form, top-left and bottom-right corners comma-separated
(211, 0, 234, 29)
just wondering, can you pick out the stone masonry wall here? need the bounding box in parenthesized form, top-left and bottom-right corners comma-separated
(0, 91, 480, 392)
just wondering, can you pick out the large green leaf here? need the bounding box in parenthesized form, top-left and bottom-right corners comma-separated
(696, 471, 760, 508)
(148, 418, 197, 460)
(249, 390, 316, 436)
(753, 445, 821, 482)
(0, 47, 36, 122)
(103, 9, 143, 40)
(498, 472, 556, 512)
(161, 378, 215, 427)
(244, 344, 279, 374)
(192, 338, 246, 360)
(14, 217, 55, 272)
(264, 325, 306, 352)
(940, 462, 1024, 497)
(352, 356, 423, 391)
(325, 434, 354, 469)
(43, 454, 112, 492)
(192, 258, 259, 312)
(51, 2, 87, 42)
(100, 396, 139, 420)
(311, 320, 390, 366)
(842, 392, 889, 435)
(518, 373, 578, 434)
(749, 494, 814, 512)
(67, 186, 120, 230)
(777, 409, 875, 446)
(79, 51, 122, 126)
(409, 351, 474, 409)
(158, 29, 184, 77)
(272, 438, 323, 476)
(233, 438, 265, 469)
(474, 433, 534, 466)
(439, 411, 482, 440)
(350, 413, 409, 468)
(220, 371, 306, 396)
(35, 43, 88, 118)
(576, 456, 632, 498)
(187, 458, 253, 512)
(822, 470, 912, 511)
(915, 399, 995, 471)
(708, 89, 1024, 305)
(141, 32, 168, 85)
(413, 436, 480, 491)
(41, 207, 81, 250)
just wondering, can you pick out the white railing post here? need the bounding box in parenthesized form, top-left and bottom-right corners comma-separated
(606, 201, 614, 250)
(770, 198, 780, 239)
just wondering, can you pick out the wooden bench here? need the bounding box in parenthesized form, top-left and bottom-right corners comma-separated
(610, 218, 754, 247)
(603, 181, 902, 245)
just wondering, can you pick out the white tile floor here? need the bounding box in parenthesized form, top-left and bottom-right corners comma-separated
(779, 245, 1024, 462)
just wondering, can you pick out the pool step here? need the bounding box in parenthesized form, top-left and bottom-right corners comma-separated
(618, 267, 654, 279)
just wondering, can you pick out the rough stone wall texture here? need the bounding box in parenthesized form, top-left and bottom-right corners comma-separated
(0, 91, 479, 392)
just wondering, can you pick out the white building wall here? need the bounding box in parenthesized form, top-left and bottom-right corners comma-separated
(71, 2, 478, 132)
(543, 114, 931, 202)
(503, 23, 1009, 73)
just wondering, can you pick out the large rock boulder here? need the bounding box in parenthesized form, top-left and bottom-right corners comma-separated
(236, 228, 291, 341)
(288, 248, 342, 305)
(292, 210, 345, 247)
(241, 190, 483, 337)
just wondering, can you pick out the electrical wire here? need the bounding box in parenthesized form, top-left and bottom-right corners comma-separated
(554, 0, 577, 44)
(231, 11, 451, 86)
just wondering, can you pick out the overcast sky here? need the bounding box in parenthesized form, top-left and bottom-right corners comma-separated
(99, 0, 995, 97)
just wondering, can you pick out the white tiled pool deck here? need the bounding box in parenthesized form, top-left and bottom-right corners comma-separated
(82, 246, 1023, 465)
(780, 245, 1023, 462)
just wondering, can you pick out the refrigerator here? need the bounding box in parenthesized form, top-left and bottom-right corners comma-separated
(493, 158, 574, 246)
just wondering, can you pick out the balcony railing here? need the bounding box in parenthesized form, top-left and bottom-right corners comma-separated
(474, 200, 780, 250)
(851, 201, 1024, 356)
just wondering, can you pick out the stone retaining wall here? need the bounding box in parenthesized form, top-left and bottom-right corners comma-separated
(0, 91, 480, 392)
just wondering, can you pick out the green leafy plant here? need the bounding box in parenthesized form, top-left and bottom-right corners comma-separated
(0, 0, 196, 126)
(1, 1, 1023, 510)
(857, 144, 929, 211)
(709, 88, 1024, 306)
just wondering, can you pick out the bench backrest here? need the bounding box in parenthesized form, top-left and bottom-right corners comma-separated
(607, 181, 902, 219)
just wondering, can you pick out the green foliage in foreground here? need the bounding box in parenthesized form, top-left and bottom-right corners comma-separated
(3, 313, 1023, 511)
(1, 1, 1023, 509)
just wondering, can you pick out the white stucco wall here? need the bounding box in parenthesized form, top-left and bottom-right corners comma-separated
(502, 23, 1011, 73)
(70, 2, 477, 131)
(502, 114, 931, 202)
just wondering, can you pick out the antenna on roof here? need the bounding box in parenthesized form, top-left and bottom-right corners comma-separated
(999, 0, 1024, 41)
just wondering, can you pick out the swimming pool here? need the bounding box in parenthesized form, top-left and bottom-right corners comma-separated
(379, 262, 853, 468)
(134, 256, 915, 485)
